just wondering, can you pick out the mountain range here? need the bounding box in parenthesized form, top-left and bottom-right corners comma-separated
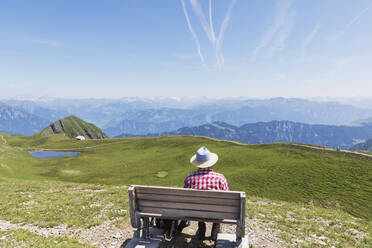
(0, 102, 49, 135)
(2, 97, 372, 150)
(3, 98, 372, 135)
(123, 120, 372, 150)
(103, 98, 372, 137)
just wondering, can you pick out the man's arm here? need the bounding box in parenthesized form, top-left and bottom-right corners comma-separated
(184, 176, 190, 188)
(220, 175, 229, 191)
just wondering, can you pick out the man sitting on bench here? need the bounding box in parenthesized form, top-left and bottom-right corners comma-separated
(177, 146, 229, 241)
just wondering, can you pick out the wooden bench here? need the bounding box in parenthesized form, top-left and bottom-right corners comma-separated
(126, 185, 248, 247)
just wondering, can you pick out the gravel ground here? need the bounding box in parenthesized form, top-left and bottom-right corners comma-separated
(158, 219, 285, 248)
(1, 218, 285, 248)
(0, 219, 134, 248)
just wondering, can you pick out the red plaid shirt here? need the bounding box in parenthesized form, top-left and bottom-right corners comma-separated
(184, 168, 229, 191)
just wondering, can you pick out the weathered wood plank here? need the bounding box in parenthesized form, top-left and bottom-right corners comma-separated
(138, 212, 238, 224)
(236, 192, 246, 239)
(137, 199, 240, 213)
(136, 192, 240, 206)
(138, 206, 239, 220)
(134, 185, 241, 199)
(128, 186, 138, 228)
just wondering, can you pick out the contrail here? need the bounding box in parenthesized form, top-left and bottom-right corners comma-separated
(209, 0, 216, 44)
(252, 0, 293, 58)
(181, 0, 208, 69)
(301, 23, 320, 53)
(215, 0, 237, 68)
(330, 1, 372, 41)
(181, 0, 236, 69)
(190, 0, 215, 43)
(268, 9, 296, 56)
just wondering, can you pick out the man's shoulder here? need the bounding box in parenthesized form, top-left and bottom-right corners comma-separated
(184, 171, 197, 180)
(210, 171, 226, 178)
(186, 170, 197, 176)
(184, 169, 226, 179)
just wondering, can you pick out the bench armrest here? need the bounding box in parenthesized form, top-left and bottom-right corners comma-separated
(128, 186, 139, 228)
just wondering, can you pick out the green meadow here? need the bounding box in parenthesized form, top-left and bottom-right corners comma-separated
(0, 133, 371, 247)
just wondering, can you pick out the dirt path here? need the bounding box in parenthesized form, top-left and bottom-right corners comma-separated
(289, 143, 372, 158)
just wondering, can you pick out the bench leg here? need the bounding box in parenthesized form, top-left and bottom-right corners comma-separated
(142, 217, 150, 239)
(216, 233, 249, 248)
(133, 229, 140, 239)
(236, 225, 245, 239)
(125, 227, 166, 248)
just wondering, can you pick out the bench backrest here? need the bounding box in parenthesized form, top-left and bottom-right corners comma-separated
(128, 185, 246, 238)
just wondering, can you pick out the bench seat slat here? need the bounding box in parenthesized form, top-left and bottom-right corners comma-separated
(138, 206, 239, 220)
(135, 186, 240, 199)
(137, 199, 240, 213)
(138, 212, 238, 224)
(136, 193, 240, 206)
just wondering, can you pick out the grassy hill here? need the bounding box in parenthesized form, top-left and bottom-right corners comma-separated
(1, 134, 371, 219)
(36, 115, 107, 139)
(0, 134, 371, 247)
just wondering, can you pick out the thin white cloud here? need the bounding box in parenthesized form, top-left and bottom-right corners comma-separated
(268, 9, 296, 56)
(181, 0, 208, 70)
(274, 72, 287, 79)
(329, 56, 354, 76)
(215, 0, 237, 68)
(29, 37, 65, 47)
(160, 61, 177, 67)
(209, 0, 216, 44)
(329, 1, 372, 41)
(252, 0, 294, 58)
(301, 23, 320, 53)
(181, 0, 236, 69)
(190, 0, 215, 43)
(173, 53, 196, 60)
(302, 56, 355, 84)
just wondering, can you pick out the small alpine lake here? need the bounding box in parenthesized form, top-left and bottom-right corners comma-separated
(30, 151, 80, 159)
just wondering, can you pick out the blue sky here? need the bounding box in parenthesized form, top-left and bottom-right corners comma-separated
(1, 0, 372, 99)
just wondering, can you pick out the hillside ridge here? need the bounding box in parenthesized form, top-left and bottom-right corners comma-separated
(121, 120, 372, 150)
(37, 115, 107, 139)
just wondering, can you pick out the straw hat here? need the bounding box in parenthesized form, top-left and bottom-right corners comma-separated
(190, 147, 218, 168)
